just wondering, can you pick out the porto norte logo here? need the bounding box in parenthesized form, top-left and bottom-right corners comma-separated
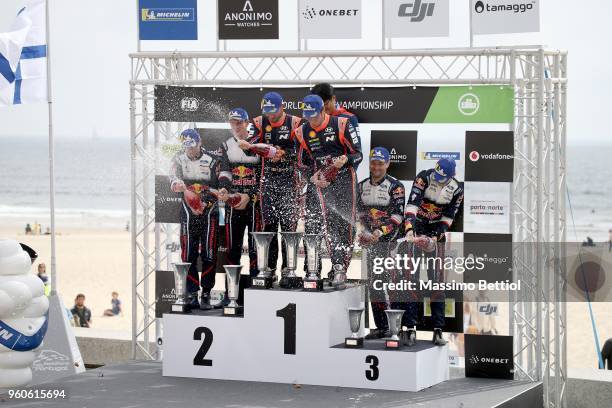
(458, 93, 480, 116)
(475, 1, 536, 14)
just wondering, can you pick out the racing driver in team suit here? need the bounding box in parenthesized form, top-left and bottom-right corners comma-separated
(357, 147, 405, 339)
(218, 108, 262, 278)
(169, 129, 232, 310)
(294, 94, 363, 278)
(311, 83, 360, 135)
(237, 92, 303, 277)
(397, 158, 464, 346)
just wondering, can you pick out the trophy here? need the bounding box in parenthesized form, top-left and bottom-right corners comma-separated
(331, 263, 347, 290)
(384, 309, 405, 349)
(171, 262, 192, 313)
(279, 232, 304, 289)
(223, 265, 244, 316)
(344, 307, 365, 348)
(303, 234, 324, 291)
(251, 232, 276, 289)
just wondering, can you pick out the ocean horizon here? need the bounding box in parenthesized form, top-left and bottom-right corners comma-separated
(0, 136, 610, 240)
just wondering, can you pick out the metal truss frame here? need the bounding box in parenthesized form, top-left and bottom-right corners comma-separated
(129, 48, 568, 407)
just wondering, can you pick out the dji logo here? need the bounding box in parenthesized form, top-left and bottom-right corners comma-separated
(399, 0, 435, 22)
(479, 304, 498, 315)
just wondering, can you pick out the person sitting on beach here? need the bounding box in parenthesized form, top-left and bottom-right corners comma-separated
(37, 263, 50, 296)
(71, 294, 92, 328)
(103, 292, 122, 316)
(25, 223, 32, 235)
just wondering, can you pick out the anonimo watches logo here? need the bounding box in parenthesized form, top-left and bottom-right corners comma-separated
(474, 1, 536, 14)
(224, 0, 274, 27)
(469, 151, 513, 162)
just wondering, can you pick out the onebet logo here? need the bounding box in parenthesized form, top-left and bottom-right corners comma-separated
(398, 0, 435, 22)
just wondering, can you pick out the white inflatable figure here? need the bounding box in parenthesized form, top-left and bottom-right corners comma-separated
(0, 239, 49, 387)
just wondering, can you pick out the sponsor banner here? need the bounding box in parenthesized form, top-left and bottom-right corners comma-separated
(299, 0, 362, 39)
(155, 175, 182, 224)
(218, 0, 279, 40)
(465, 334, 514, 379)
(154, 86, 439, 123)
(463, 233, 513, 283)
(421, 151, 460, 161)
(425, 86, 514, 123)
(465, 131, 514, 182)
(463, 182, 510, 233)
(156, 270, 177, 318)
(139, 0, 198, 41)
(385, 0, 450, 38)
(471, 0, 540, 35)
(370, 130, 417, 181)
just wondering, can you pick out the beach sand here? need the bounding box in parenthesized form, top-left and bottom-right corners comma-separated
(3, 227, 611, 370)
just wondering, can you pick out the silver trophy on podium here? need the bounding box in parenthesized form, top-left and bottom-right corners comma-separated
(331, 263, 347, 290)
(171, 262, 192, 313)
(223, 265, 244, 316)
(345, 307, 365, 348)
(303, 234, 324, 291)
(251, 232, 276, 289)
(279, 232, 304, 289)
(384, 309, 405, 349)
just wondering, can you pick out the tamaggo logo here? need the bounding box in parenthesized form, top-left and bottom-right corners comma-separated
(398, 0, 435, 22)
(141, 8, 195, 22)
(469, 151, 513, 162)
(180, 97, 199, 112)
(422, 152, 461, 161)
(458, 93, 480, 116)
(474, 1, 535, 14)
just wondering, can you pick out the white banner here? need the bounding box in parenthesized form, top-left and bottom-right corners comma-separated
(384, 0, 449, 38)
(471, 0, 540, 35)
(299, 0, 362, 39)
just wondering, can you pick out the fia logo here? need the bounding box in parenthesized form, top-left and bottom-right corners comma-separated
(181, 97, 199, 112)
(398, 0, 435, 22)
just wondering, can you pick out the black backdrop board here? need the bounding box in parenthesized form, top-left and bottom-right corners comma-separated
(465, 334, 514, 379)
(154, 86, 440, 123)
(370, 130, 418, 180)
(464, 233, 513, 283)
(218, 0, 279, 40)
(155, 270, 176, 318)
(465, 131, 514, 182)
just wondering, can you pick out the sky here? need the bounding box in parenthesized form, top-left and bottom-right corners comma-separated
(0, 0, 610, 145)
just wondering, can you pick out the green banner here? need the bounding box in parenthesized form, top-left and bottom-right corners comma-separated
(424, 86, 514, 124)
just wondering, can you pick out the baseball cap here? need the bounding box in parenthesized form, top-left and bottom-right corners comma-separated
(433, 158, 456, 182)
(302, 94, 324, 119)
(261, 92, 283, 114)
(228, 108, 249, 121)
(370, 147, 390, 163)
(180, 129, 201, 148)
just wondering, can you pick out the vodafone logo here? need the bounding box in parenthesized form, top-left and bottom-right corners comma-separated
(469, 151, 513, 162)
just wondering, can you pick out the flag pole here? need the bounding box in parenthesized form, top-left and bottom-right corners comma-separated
(45, 0, 57, 294)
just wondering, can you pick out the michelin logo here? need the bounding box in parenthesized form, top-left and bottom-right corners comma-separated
(142, 8, 195, 22)
(422, 152, 460, 161)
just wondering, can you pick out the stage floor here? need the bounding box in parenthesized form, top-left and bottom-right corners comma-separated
(1, 361, 541, 408)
